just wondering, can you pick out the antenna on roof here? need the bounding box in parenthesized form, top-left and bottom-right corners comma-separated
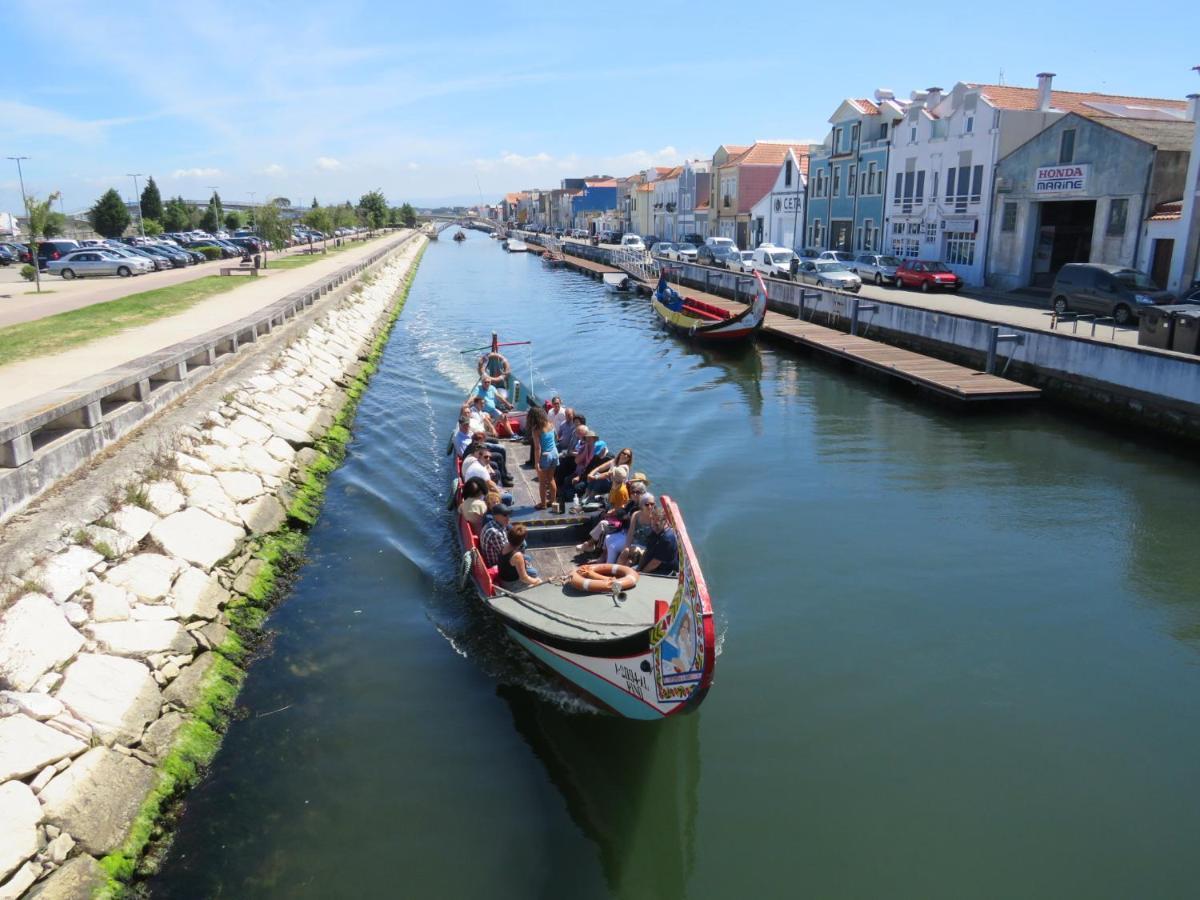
(998, 67, 1004, 85)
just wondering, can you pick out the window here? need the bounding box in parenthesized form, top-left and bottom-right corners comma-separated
(851, 123, 860, 145)
(849, 165, 857, 196)
(834, 127, 844, 152)
(785, 159, 793, 187)
(856, 226, 863, 249)
(1001, 201, 1017, 232)
(880, 122, 889, 140)
(867, 162, 878, 194)
(1107, 198, 1128, 236)
(931, 171, 939, 200)
(946, 167, 957, 199)
(832, 166, 841, 197)
(1059, 129, 1076, 164)
(915, 171, 925, 204)
(910, 126, 917, 142)
(945, 232, 976, 266)
(894, 173, 903, 203)
(971, 165, 983, 201)
(965, 115, 974, 134)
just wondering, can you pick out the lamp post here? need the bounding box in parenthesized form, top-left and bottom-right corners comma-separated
(207, 186, 220, 233)
(248, 191, 256, 230)
(128, 173, 145, 238)
(7, 155, 40, 292)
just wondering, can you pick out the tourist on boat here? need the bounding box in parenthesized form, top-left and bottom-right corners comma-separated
(498, 524, 543, 587)
(531, 407, 559, 510)
(555, 408, 579, 450)
(462, 445, 513, 504)
(575, 471, 642, 559)
(587, 447, 634, 497)
(462, 436, 513, 486)
(548, 396, 568, 432)
(616, 491, 657, 567)
(453, 415, 510, 483)
(567, 430, 609, 504)
(465, 397, 495, 435)
(458, 477, 491, 528)
(474, 381, 512, 417)
(638, 508, 678, 576)
(479, 503, 511, 567)
(453, 415, 476, 457)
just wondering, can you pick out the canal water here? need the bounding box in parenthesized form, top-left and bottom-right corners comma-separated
(151, 231, 1200, 899)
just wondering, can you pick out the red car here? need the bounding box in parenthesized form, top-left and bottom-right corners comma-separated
(895, 259, 963, 292)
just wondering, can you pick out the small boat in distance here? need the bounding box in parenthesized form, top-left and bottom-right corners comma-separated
(449, 334, 716, 719)
(505, 239, 529, 253)
(453, 231, 466, 242)
(650, 270, 769, 342)
(603, 272, 637, 293)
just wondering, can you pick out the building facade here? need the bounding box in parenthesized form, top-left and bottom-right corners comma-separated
(805, 93, 908, 255)
(569, 179, 618, 231)
(749, 147, 809, 251)
(652, 167, 681, 239)
(676, 160, 711, 240)
(988, 112, 1194, 290)
(714, 142, 811, 248)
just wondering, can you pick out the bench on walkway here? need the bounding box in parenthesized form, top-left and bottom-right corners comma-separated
(220, 267, 259, 277)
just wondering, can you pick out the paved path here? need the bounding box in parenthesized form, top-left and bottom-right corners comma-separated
(0, 240, 368, 328)
(0, 232, 413, 407)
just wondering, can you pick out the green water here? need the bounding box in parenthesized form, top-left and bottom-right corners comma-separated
(150, 231, 1200, 899)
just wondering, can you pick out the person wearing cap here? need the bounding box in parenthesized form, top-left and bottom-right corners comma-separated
(479, 503, 513, 568)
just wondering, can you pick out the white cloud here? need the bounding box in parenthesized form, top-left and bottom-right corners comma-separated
(407, 162, 420, 171)
(315, 156, 342, 170)
(172, 167, 221, 178)
(263, 163, 285, 176)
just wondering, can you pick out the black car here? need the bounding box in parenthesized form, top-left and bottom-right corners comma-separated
(0, 245, 16, 266)
(680, 233, 705, 246)
(1, 242, 31, 263)
(36, 240, 82, 268)
(141, 245, 189, 268)
(230, 236, 265, 254)
(184, 240, 236, 259)
(697, 244, 738, 269)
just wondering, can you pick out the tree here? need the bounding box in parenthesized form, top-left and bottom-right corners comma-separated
(399, 202, 417, 228)
(311, 196, 319, 209)
(224, 210, 243, 231)
(143, 218, 164, 236)
(162, 196, 192, 232)
(88, 188, 132, 238)
(253, 199, 291, 267)
(198, 191, 222, 232)
(358, 190, 388, 234)
(302, 206, 333, 251)
(140, 176, 163, 222)
(24, 191, 60, 292)
(332, 203, 357, 233)
(42, 211, 67, 238)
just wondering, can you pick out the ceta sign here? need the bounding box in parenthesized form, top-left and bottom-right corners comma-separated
(1034, 164, 1089, 195)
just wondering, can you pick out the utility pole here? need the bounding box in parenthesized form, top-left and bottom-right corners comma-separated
(128, 173, 145, 238)
(7, 155, 40, 293)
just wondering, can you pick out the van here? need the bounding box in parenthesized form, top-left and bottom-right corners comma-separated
(1050, 263, 1175, 325)
(751, 245, 798, 280)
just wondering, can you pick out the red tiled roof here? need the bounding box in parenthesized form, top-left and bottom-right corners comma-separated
(585, 179, 616, 187)
(1148, 200, 1183, 222)
(636, 183, 655, 193)
(965, 83, 1188, 118)
(849, 98, 880, 115)
(721, 141, 812, 168)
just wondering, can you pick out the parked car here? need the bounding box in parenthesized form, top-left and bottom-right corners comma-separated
(1050, 263, 1175, 325)
(670, 242, 699, 262)
(818, 250, 856, 265)
(799, 247, 823, 260)
(101, 244, 163, 272)
(48, 249, 148, 279)
(696, 244, 738, 269)
(894, 259, 963, 293)
(0, 242, 31, 263)
(795, 259, 863, 292)
(0, 245, 15, 266)
(679, 233, 705, 247)
(728, 250, 756, 274)
(185, 240, 236, 259)
(704, 236, 737, 250)
(35, 239, 81, 268)
(650, 242, 676, 258)
(620, 234, 646, 251)
(854, 253, 902, 285)
(752, 245, 798, 280)
(140, 244, 188, 268)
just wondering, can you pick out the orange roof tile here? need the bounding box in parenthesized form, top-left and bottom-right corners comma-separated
(636, 183, 655, 193)
(584, 178, 617, 187)
(849, 98, 880, 115)
(721, 141, 813, 168)
(965, 84, 1187, 118)
(1148, 200, 1182, 222)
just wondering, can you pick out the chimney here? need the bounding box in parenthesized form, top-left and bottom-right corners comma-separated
(925, 86, 944, 109)
(1037, 72, 1055, 111)
(1189, 93, 1200, 123)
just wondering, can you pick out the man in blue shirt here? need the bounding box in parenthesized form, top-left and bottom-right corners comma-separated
(639, 509, 678, 576)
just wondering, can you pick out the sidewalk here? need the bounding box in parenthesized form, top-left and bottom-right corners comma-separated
(0, 232, 413, 407)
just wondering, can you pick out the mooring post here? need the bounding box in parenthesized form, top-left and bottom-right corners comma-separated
(849, 298, 877, 335)
(985, 325, 1024, 374)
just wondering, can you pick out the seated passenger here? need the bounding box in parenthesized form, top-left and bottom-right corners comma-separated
(452, 414, 475, 458)
(498, 524, 543, 587)
(638, 508, 679, 576)
(575, 469, 641, 558)
(548, 396, 568, 432)
(588, 447, 634, 496)
(479, 503, 512, 568)
(463, 445, 513, 505)
(617, 491, 658, 567)
(457, 477, 490, 528)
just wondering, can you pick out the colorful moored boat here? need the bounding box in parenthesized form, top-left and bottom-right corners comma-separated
(449, 335, 716, 719)
(650, 270, 769, 341)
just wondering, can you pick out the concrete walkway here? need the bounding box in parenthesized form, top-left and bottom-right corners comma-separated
(0, 232, 412, 407)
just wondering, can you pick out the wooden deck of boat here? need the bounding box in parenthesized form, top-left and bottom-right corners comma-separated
(647, 280, 1041, 403)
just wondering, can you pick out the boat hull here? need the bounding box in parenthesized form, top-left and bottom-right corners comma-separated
(650, 271, 768, 343)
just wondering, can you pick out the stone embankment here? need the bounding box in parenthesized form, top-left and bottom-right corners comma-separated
(0, 238, 426, 898)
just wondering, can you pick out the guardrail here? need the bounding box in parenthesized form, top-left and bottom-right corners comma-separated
(0, 230, 419, 517)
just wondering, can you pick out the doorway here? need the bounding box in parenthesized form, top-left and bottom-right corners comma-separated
(1032, 200, 1096, 286)
(831, 220, 853, 252)
(1150, 238, 1174, 289)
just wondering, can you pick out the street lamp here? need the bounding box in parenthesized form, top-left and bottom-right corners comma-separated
(7, 155, 40, 293)
(127, 173, 145, 238)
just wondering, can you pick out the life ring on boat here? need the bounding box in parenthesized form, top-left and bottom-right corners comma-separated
(569, 563, 639, 594)
(478, 352, 510, 384)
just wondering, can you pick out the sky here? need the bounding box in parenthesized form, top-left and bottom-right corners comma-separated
(2, 0, 1197, 214)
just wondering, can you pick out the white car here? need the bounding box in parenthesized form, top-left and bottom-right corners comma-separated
(853, 253, 902, 285)
(727, 250, 756, 273)
(650, 242, 676, 258)
(620, 234, 646, 251)
(818, 250, 857, 265)
(795, 260, 863, 292)
(670, 242, 699, 262)
(752, 246, 798, 280)
(704, 236, 737, 251)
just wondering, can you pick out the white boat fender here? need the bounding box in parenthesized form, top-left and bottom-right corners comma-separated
(458, 550, 474, 589)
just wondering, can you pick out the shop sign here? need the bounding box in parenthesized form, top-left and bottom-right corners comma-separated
(943, 217, 977, 233)
(1034, 164, 1089, 195)
(772, 193, 803, 213)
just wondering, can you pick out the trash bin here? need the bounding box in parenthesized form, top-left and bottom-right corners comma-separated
(1137, 305, 1176, 349)
(1169, 306, 1200, 355)
(252, 254, 262, 269)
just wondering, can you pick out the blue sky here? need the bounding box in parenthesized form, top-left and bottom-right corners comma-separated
(2, 0, 1196, 213)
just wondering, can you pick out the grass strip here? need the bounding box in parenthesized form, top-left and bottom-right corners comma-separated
(95, 239, 425, 896)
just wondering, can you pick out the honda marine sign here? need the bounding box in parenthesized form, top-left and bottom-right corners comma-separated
(1034, 164, 1089, 195)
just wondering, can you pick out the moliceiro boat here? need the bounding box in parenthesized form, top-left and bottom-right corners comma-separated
(448, 335, 716, 719)
(651, 270, 768, 341)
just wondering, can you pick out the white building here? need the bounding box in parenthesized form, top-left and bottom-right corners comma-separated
(748, 147, 809, 252)
(652, 166, 681, 240)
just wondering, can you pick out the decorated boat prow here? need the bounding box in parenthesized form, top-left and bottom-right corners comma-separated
(651, 269, 768, 341)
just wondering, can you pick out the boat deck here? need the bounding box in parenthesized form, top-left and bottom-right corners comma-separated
(644, 280, 1041, 403)
(488, 573, 675, 642)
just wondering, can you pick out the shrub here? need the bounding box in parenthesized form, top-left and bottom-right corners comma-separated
(19, 264, 36, 282)
(198, 246, 222, 261)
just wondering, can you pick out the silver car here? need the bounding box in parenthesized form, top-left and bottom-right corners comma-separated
(99, 245, 157, 273)
(670, 242, 699, 262)
(795, 260, 863, 293)
(854, 253, 902, 286)
(650, 242, 677, 258)
(728, 250, 756, 273)
(48, 249, 149, 279)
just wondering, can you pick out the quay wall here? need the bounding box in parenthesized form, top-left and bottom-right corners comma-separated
(0, 238, 426, 898)
(553, 239, 1200, 440)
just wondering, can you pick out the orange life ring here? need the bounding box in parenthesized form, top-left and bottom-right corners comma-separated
(478, 352, 511, 383)
(569, 563, 639, 594)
